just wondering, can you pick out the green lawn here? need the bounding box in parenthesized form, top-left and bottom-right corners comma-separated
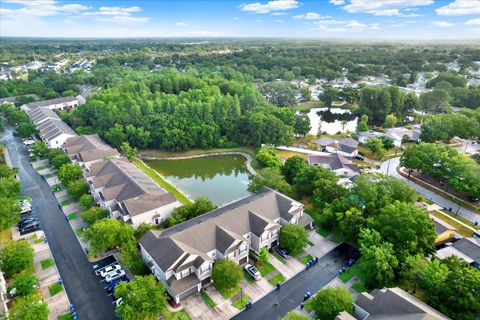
(161, 306, 192, 320)
(34, 237, 45, 244)
(352, 281, 368, 293)
(232, 295, 250, 309)
(60, 199, 70, 206)
(256, 261, 275, 277)
(67, 213, 77, 220)
(339, 260, 368, 293)
(216, 285, 240, 299)
(300, 254, 313, 264)
(0, 229, 12, 244)
(133, 158, 191, 205)
(52, 184, 62, 192)
(201, 292, 216, 308)
(430, 211, 474, 237)
(57, 314, 73, 320)
(268, 273, 285, 285)
(75, 228, 85, 238)
(271, 251, 287, 264)
(49, 283, 64, 296)
(41, 258, 55, 270)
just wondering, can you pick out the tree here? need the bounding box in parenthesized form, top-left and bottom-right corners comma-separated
(300, 87, 311, 101)
(114, 275, 166, 320)
(8, 295, 48, 320)
(283, 311, 310, 320)
(419, 89, 451, 114)
(256, 146, 281, 168)
(16, 122, 37, 138)
(259, 81, 296, 107)
(87, 219, 135, 254)
(57, 163, 82, 185)
(32, 141, 48, 159)
(0, 177, 20, 198)
(281, 156, 306, 184)
(400, 254, 427, 292)
(120, 142, 138, 161)
(258, 247, 269, 266)
(360, 240, 398, 288)
(381, 136, 395, 150)
(212, 259, 243, 293)
(383, 114, 397, 128)
(166, 197, 216, 226)
(365, 137, 385, 156)
(0, 164, 18, 178)
(79, 194, 94, 208)
(307, 286, 353, 320)
(293, 165, 337, 197)
(66, 179, 88, 200)
(279, 224, 308, 256)
(311, 179, 347, 210)
(11, 271, 38, 296)
(248, 167, 291, 194)
(320, 87, 339, 107)
(81, 207, 109, 225)
(426, 71, 467, 88)
(357, 120, 368, 132)
(403, 93, 419, 114)
(51, 154, 70, 169)
(420, 113, 479, 143)
(0, 197, 20, 231)
(0, 240, 34, 277)
(419, 259, 449, 299)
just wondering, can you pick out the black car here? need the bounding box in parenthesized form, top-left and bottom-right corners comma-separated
(19, 217, 38, 227)
(19, 221, 40, 232)
(354, 155, 365, 160)
(275, 246, 290, 259)
(19, 224, 40, 235)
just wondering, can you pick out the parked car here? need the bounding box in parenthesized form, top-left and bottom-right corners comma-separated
(19, 224, 40, 234)
(105, 269, 126, 283)
(23, 140, 35, 146)
(468, 196, 479, 202)
(105, 276, 129, 293)
(244, 264, 261, 281)
(354, 154, 364, 160)
(100, 264, 122, 278)
(18, 217, 38, 228)
(20, 205, 32, 214)
(19, 221, 40, 232)
(275, 247, 290, 259)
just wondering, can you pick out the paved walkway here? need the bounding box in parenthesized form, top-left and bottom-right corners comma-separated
(269, 254, 304, 280)
(305, 230, 340, 258)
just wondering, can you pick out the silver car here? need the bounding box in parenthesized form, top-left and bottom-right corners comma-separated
(105, 269, 126, 283)
(244, 264, 261, 281)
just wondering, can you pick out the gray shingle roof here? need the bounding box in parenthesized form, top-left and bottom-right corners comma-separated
(23, 96, 78, 110)
(64, 134, 119, 163)
(314, 137, 359, 154)
(355, 288, 450, 320)
(451, 238, 480, 263)
(308, 153, 360, 173)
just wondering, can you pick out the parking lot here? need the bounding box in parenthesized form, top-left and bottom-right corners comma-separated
(17, 198, 42, 236)
(93, 255, 129, 306)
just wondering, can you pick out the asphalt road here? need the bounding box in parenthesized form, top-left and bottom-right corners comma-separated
(1, 126, 116, 320)
(232, 244, 351, 320)
(380, 157, 479, 224)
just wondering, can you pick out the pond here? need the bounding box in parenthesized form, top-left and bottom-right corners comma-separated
(145, 155, 251, 206)
(303, 108, 358, 135)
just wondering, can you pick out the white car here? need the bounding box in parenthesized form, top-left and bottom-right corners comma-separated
(23, 140, 35, 146)
(100, 264, 121, 278)
(105, 269, 126, 283)
(244, 264, 261, 281)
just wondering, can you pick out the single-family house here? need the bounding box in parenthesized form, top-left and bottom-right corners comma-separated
(308, 154, 360, 178)
(344, 287, 450, 320)
(314, 137, 359, 157)
(430, 214, 457, 246)
(357, 131, 385, 144)
(20, 95, 85, 112)
(63, 134, 120, 169)
(139, 187, 312, 303)
(436, 237, 480, 269)
(385, 127, 421, 147)
(85, 158, 182, 228)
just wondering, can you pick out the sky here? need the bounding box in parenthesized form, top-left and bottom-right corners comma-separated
(1, 0, 480, 39)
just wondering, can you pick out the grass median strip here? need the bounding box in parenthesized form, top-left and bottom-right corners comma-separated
(133, 158, 191, 205)
(232, 295, 250, 309)
(49, 283, 64, 296)
(268, 273, 285, 285)
(41, 258, 54, 270)
(300, 254, 313, 264)
(271, 251, 287, 264)
(201, 292, 216, 308)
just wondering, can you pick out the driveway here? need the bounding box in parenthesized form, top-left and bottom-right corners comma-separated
(269, 254, 304, 280)
(232, 244, 351, 320)
(305, 230, 340, 258)
(1, 126, 116, 320)
(380, 157, 479, 224)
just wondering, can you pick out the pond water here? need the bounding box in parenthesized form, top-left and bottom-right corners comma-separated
(303, 108, 358, 135)
(145, 155, 251, 206)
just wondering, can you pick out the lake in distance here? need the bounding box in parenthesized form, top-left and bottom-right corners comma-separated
(145, 155, 251, 206)
(303, 107, 358, 135)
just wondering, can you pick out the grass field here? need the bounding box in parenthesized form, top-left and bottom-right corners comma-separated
(430, 211, 475, 237)
(67, 213, 77, 220)
(232, 295, 249, 309)
(256, 261, 275, 277)
(201, 292, 217, 308)
(132, 158, 191, 205)
(268, 273, 285, 285)
(49, 283, 64, 296)
(41, 258, 55, 270)
(216, 285, 240, 299)
(0, 229, 12, 244)
(60, 199, 70, 206)
(339, 260, 368, 292)
(57, 314, 73, 320)
(300, 254, 313, 264)
(161, 306, 192, 320)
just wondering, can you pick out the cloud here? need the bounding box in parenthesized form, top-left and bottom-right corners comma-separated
(240, 0, 299, 14)
(83, 6, 148, 23)
(432, 21, 455, 27)
(275, 19, 284, 23)
(329, 0, 345, 4)
(314, 19, 380, 32)
(1, 0, 90, 17)
(436, 0, 480, 16)
(233, 17, 240, 20)
(271, 12, 288, 15)
(176, 22, 189, 27)
(466, 18, 480, 25)
(293, 12, 330, 20)
(342, 0, 433, 16)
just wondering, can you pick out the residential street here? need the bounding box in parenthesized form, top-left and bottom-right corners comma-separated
(232, 244, 350, 320)
(380, 157, 479, 224)
(1, 125, 116, 320)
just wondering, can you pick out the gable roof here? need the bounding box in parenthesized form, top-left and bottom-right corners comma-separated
(308, 153, 360, 173)
(314, 137, 359, 154)
(141, 188, 303, 269)
(22, 96, 78, 111)
(451, 238, 480, 263)
(64, 134, 119, 163)
(429, 215, 457, 235)
(355, 288, 450, 320)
